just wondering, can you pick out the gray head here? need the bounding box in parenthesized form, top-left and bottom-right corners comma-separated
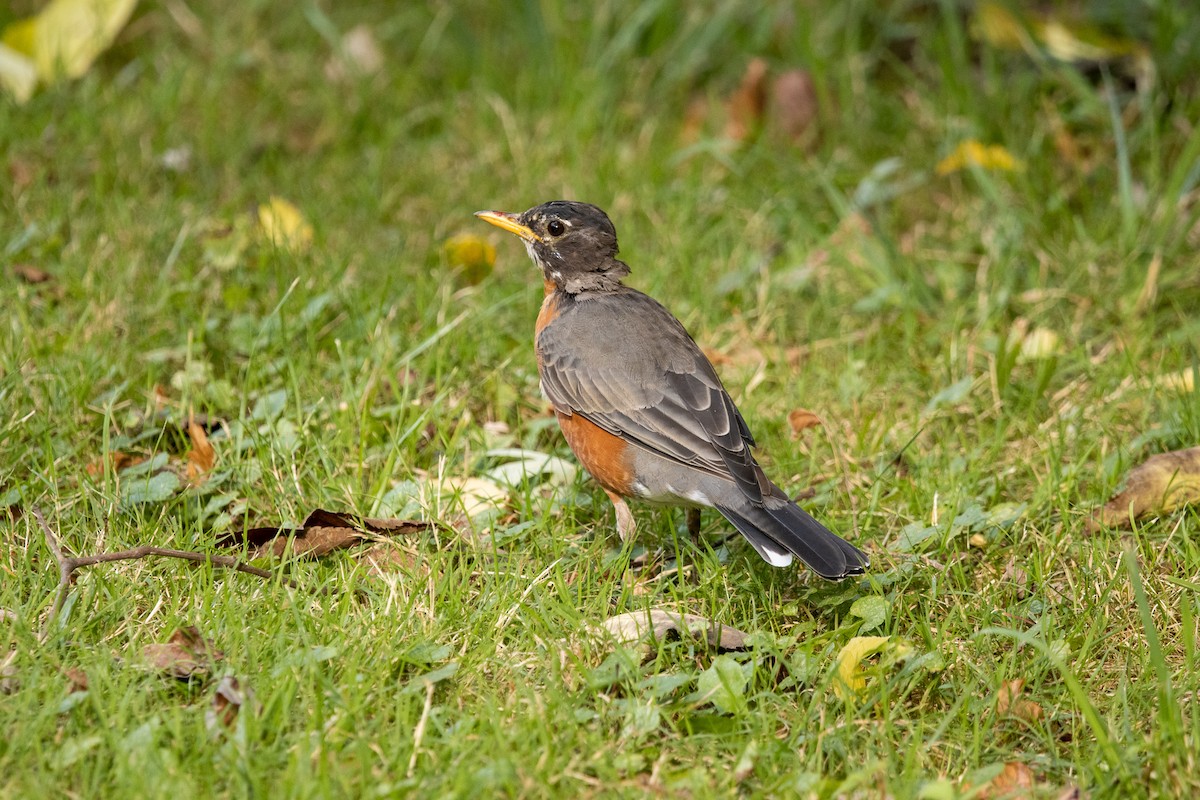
(475, 200, 631, 293)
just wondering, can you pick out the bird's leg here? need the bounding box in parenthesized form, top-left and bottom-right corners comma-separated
(604, 490, 636, 542)
(686, 508, 701, 541)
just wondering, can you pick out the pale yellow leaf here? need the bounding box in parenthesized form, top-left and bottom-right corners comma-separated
(2, 0, 137, 84)
(1017, 327, 1061, 361)
(0, 43, 37, 103)
(257, 197, 313, 253)
(833, 635, 889, 699)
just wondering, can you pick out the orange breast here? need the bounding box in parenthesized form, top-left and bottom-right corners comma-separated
(556, 411, 635, 496)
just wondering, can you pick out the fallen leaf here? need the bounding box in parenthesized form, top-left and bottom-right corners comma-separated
(832, 635, 890, 699)
(442, 233, 496, 285)
(85, 451, 146, 478)
(440, 476, 508, 520)
(62, 667, 89, 693)
(1016, 326, 1061, 361)
(141, 626, 223, 680)
(771, 69, 818, 146)
(360, 543, 424, 577)
(0, 43, 38, 102)
(8, 157, 35, 190)
(985, 762, 1035, 798)
(12, 264, 51, 284)
(221, 508, 431, 558)
(205, 674, 255, 733)
(995, 679, 1044, 722)
(257, 196, 313, 253)
(936, 140, 1023, 176)
(1, 0, 137, 97)
(973, 1, 1029, 52)
(725, 57, 768, 142)
(1088, 447, 1200, 531)
(787, 408, 822, 437)
(324, 24, 383, 82)
(185, 421, 216, 484)
(600, 609, 750, 655)
(1150, 368, 1195, 394)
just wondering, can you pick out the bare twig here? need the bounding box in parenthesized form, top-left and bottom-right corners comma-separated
(32, 506, 300, 636)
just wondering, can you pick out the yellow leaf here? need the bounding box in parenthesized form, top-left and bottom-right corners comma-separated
(1088, 447, 1200, 531)
(2, 0, 137, 84)
(442, 234, 496, 285)
(257, 197, 313, 253)
(973, 1, 1032, 52)
(1152, 369, 1195, 394)
(833, 635, 889, 699)
(936, 140, 1023, 176)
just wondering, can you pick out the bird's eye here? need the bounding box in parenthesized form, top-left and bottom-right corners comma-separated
(546, 220, 566, 236)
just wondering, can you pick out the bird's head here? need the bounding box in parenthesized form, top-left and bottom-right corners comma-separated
(475, 200, 630, 293)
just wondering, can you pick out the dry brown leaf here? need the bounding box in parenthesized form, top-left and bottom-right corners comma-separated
(771, 69, 818, 146)
(1088, 446, 1200, 532)
(62, 666, 89, 693)
(141, 626, 223, 680)
(85, 451, 146, 478)
(600, 609, 750, 654)
(787, 408, 822, 437)
(360, 543, 424, 577)
(984, 762, 1036, 798)
(222, 508, 431, 559)
(1054, 786, 1084, 800)
(725, 58, 768, 142)
(12, 263, 51, 283)
(185, 421, 216, 484)
(205, 674, 254, 732)
(9, 157, 35, 190)
(996, 679, 1044, 722)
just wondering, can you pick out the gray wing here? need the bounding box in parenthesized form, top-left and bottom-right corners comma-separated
(537, 289, 769, 501)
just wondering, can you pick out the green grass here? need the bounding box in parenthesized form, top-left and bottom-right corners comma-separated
(3, 0, 1200, 796)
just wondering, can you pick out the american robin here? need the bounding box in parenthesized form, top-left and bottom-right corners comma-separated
(476, 201, 868, 579)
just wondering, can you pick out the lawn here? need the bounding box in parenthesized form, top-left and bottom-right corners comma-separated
(3, 1, 1200, 797)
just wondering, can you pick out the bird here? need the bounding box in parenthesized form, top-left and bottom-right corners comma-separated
(475, 201, 868, 579)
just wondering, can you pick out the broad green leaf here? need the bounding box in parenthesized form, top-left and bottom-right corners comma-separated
(697, 654, 749, 714)
(849, 596, 890, 633)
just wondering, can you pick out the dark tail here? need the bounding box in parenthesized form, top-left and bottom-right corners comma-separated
(715, 498, 868, 579)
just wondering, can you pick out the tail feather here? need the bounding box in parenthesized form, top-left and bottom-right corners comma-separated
(715, 499, 868, 579)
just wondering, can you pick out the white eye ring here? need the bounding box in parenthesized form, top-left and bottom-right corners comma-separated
(547, 220, 566, 236)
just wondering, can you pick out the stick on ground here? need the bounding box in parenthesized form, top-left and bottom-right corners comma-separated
(32, 506, 300, 636)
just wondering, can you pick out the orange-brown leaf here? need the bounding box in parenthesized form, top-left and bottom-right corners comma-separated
(12, 263, 51, 284)
(787, 408, 823, 437)
(987, 762, 1035, 797)
(725, 58, 768, 142)
(185, 421, 216, 484)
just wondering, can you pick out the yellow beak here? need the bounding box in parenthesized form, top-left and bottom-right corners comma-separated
(474, 210, 541, 244)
